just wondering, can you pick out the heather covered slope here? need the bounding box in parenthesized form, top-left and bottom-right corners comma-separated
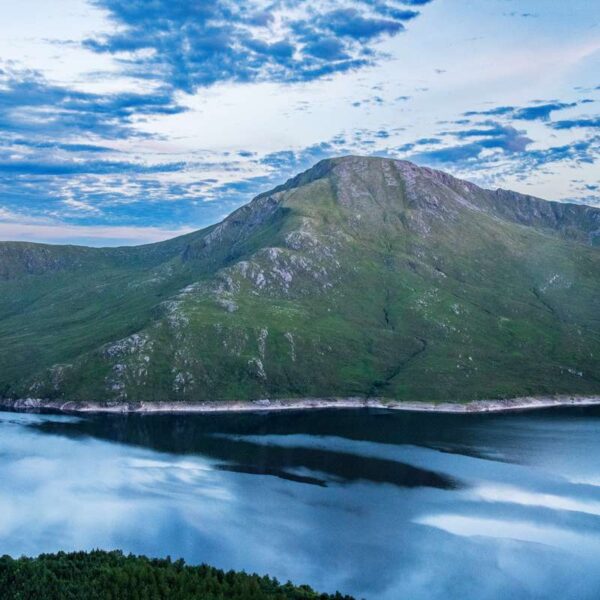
(1, 156, 599, 404)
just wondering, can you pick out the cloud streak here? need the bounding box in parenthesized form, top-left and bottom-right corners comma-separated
(83, 0, 431, 91)
(0, 68, 184, 141)
(464, 101, 581, 122)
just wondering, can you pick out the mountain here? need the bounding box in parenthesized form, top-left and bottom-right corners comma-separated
(1, 156, 599, 405)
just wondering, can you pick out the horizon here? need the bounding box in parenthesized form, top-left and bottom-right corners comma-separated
(1, 0, 599, 246)
(2, 153, 597, 249)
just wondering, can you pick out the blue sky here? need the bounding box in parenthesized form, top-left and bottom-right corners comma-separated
(1, 0, 599, 245)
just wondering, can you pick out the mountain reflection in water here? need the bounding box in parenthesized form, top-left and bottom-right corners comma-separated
(2, 406, 600, 600)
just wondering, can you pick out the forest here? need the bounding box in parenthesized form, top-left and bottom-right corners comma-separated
(0, 550, 356, 599)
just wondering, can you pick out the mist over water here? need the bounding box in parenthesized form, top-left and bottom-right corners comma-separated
(2, 407, 600, 599)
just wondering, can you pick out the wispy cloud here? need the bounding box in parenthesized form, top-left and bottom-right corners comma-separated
(553, 118, 600, 130)
(408, 122, 533, 166)
(464, 101, 581, 122)
(0, 68, 184, 140)
(83, 0, 432, 91)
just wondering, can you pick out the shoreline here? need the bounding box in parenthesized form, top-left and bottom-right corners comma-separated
(1, 395, 600, 415)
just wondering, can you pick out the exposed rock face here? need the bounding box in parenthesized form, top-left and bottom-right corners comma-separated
(487, 189, 600, 245)
(1, 156, 599, 404)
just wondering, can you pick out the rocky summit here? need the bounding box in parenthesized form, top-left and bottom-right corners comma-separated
(1, 156, 599, 405)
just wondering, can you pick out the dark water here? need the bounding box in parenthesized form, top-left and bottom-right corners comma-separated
(3, 407, 600, 599)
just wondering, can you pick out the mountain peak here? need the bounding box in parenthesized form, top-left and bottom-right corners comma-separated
(264, 155, 419, 196)
(250, 155, 599, 246)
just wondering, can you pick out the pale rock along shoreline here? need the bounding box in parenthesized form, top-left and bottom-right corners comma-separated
(1, 395, 600, 414)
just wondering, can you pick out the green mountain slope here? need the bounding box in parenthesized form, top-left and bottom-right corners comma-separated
(1, 156, 599, 404)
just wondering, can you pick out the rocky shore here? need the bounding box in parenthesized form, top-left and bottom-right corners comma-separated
(2, 395, 600, 414)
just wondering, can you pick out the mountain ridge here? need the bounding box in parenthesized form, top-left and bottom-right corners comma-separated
(1, 155, 599, 405)
(2, 155, 599, 257)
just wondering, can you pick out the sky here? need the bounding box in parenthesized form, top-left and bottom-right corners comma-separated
(0, 0, 599, 246)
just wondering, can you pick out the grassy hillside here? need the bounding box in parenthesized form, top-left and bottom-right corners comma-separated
(1, 156, 599, 404)
(0, 550, 353, 599)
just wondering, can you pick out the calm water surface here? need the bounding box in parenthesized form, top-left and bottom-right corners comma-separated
(2, 407, 600, 599)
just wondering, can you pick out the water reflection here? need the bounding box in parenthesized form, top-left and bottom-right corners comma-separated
(36, 412, 459, 489)
(2, 406, 600, 599)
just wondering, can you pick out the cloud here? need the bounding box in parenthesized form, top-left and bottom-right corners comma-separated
(0, 220, 195, 246)
(12, 141, 117, 153)
(393, 106, 599, 196)
(415, 93, 598, 191)
(464, 101, 578, 122)
(317, 8, 409, 40)
(0, 67, 204, 234)
(0, 68, 184, 141)
(463, 106, 514, 117)
(513, 102, 577, 121)
(411, 122, 533, 165)
(83, 0, 432, 91)
(525, 140, 597, 166)
(0, 167, 249, 234)
(553, 118, 600, 129)
(0, 159, 185, 176)
(0, 204, 198, 246)
(415, 137, 441, 145)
